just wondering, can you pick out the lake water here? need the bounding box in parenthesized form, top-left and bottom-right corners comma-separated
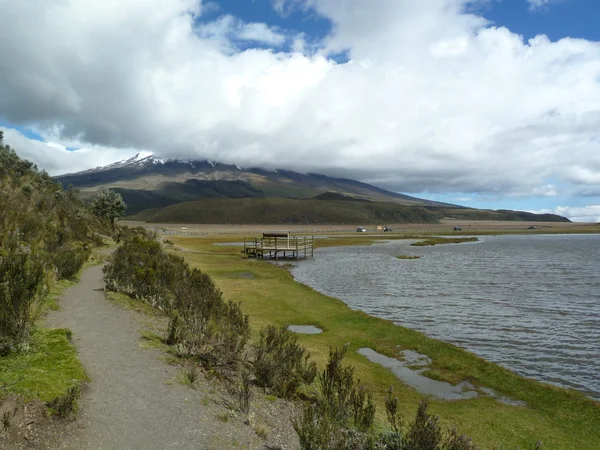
(291, 234, 600, 400)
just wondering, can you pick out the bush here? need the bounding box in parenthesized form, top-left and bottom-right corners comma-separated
(376, 398, 479, 450)
(105, 233, 250, 374)
(227, 370, 253, 414)
(52, 245, 90, 280)
(0, 232, 47, 355)
(170, 295, 250, 372)
(253, 325, 317, 398)
(103, 233, 184, 309)
(293, 345, 375, 449)
(46, 385, 81, 418)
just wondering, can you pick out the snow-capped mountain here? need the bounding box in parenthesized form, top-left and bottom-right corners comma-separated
(55, 153, 455, 214)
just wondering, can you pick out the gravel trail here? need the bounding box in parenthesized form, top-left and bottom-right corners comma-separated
(44, 264, 272, 450)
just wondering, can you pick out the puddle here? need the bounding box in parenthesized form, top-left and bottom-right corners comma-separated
(358, 348, 477, 400)
(359, 348, 526, 406)
(288, 325, 323, 335)
(480, 387, 527, 407)
(213, 242, 245, 247)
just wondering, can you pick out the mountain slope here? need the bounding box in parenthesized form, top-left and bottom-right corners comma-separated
(55, 154, 570, 224)
(131, 197, 443, 225)
(56, 154, 456, 212)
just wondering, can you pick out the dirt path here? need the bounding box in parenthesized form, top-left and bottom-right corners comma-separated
(44, 264, 294, 450)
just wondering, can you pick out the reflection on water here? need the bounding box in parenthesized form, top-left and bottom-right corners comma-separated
(291, 234, 600, 400)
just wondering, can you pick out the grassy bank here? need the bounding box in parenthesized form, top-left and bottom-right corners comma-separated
(0, 250, 109, 405)
(0, 277, 89, 404)
(170, 236, 600, 449)
(0, 328, 86, 402)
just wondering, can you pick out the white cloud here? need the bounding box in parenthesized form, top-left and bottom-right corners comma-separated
(0, 0, 599, 200)
(527, 0, 562, 11)
(237, 22, 286, 45)
(0, 128, 139, 176)
(532, 205, 600, 223)
(196, 15, 286, 48)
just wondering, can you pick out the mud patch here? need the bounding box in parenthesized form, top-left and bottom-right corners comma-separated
(0, 395, 65, 449)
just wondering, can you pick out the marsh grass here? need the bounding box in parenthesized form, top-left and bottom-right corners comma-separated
(396, 255, 421, 260)
(171, 235, 600, 450)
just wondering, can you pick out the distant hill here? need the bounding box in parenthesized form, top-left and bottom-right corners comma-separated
(55, 153, 457, 213)
(435, 207, 570, 222)
(130, 198, 443, 224)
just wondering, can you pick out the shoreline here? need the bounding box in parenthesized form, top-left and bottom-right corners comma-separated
(169, 232, 600, 449)
(122, 219, 600, 237)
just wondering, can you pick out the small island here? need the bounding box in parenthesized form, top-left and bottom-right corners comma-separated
(396, 255, 421, 259)
(411, 237, 479, 246)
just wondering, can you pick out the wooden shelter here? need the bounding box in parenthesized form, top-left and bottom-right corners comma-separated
(243, 232, 314, 260)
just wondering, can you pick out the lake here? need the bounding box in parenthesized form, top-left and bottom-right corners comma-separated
(291, 234, 600, 400)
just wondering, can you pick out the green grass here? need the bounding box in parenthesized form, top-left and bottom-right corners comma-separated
(1, 254, 105, 406)
(106, 291, 165, 317)
(0, 328, 87, 402)
(396, 255, 421, 260)
(171, 235, 600, 450)
(411, 236, 479, 246)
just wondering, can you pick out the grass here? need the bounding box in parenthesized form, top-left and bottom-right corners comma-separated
(0, 252, 105, 407)
(106, 291, 165, 317)
(411, 237, 479, 246)
(170, 235, 600, 450)
(396, 255, 421, 260)
(0, 328, 87, 402)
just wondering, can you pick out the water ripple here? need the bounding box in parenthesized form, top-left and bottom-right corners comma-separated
(291, 234, 600, 400)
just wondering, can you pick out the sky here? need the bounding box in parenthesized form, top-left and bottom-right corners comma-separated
(1, 0, 600, 222)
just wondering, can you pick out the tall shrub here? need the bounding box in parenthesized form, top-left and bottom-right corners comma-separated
(293, 345, 375, 449)
(103, 233, 183, 309)
(168, 268, 250, 372)
(0, 232, 47, 354)
(253, 325, 317, 398)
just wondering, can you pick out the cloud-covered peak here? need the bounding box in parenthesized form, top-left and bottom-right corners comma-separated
(0, 0, 599, 216)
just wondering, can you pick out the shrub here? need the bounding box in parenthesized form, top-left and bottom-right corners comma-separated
(293, 345, 375, 449)
(105, 233, 250, 374)
(0, 232, 47, 355)
(227, 370, 253, 414)
(46, 385, 81, 418)
(52, 245, 90, 280)
(103, 233, 184, 309)
(253, 325, 317, 398)
(170, 296, 250, 372)
(377, 398, 479, 450)
(403, 400, 443, 450)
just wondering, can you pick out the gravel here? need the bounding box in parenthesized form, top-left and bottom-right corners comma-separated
(14, 264, 302, 450)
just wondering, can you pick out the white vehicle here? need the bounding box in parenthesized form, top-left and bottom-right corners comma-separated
(356, 227, 367, 232)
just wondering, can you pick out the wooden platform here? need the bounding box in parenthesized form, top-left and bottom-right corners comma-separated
(243, 232, 314, 260)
